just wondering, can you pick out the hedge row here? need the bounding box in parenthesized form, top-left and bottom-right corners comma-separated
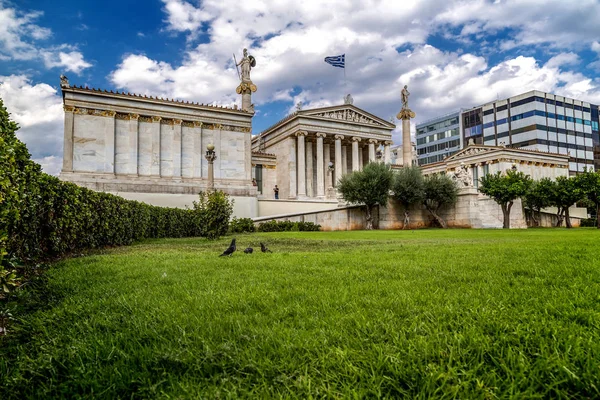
(0, 98, 232, 268)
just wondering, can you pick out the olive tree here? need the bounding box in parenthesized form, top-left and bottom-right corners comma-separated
(550, 176, 584, 228)
(522, 178, 554, 227)
(479, 170, 532, 229)
(391, 166, 424, 229)
(337, 162, 394, 230)
(422, 173, 458, 228)
(574, 169, 600, 229)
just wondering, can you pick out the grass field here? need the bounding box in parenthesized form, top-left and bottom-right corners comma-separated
(1, 229, 600, 398)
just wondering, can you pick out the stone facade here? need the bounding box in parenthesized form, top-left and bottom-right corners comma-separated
(60, 85, 255, 197)
(252, 103, 395, 200)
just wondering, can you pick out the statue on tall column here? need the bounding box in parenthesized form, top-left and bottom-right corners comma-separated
(235, 48, 257, 113)
(401, 85, 410, 110)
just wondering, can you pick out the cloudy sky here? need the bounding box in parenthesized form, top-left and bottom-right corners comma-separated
(2, 0, 600, 175)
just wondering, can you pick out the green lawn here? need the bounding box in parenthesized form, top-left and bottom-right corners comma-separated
(2, 230, 600, 398)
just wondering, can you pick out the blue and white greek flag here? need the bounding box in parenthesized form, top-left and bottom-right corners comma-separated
(324, 54, 345, 68)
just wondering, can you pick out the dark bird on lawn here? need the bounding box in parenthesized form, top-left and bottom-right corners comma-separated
(219, 238, 236, 256)
(260, 242, 272, 253)
(244, 247, 253, 254)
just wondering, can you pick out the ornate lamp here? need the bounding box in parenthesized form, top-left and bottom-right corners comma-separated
(205, 144, 217, 191)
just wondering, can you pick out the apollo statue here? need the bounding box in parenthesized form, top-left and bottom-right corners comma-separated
(401, 85, 410, 110)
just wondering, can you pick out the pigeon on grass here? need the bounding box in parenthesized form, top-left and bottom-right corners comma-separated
(260, 242, 272, 253)
(219, 239, 236, 256)
(244, 247, 253, 254)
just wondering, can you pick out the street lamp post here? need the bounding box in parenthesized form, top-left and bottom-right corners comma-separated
(205, 144, 217, 192)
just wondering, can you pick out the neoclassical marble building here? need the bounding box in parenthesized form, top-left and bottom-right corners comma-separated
(251, 102, 395, 200)
(60, 81, 255, 196)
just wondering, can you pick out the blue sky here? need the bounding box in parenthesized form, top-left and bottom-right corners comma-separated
(1, 0, 600, 175)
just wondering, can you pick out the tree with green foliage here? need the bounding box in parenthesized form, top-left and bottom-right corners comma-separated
(479, 169, 532, 229)
(523, 178, 554, 227)
(192, 190, 234, 239)
(391, 166, 424, 229)
(422, 173, 458, 228)
(337, 162, 394, 230)
(574, 169, 600, 229)
(550, 176, 584, 228)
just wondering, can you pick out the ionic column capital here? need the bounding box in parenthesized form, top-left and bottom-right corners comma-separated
(315, 132, 327, 138)
(173, 119, 183, 125)
(384, 141, 393, 146)
(351, 136, 362, 142)
(296, 130, 308, 137)
(101, 110, 116, 117)
(193, 121, 203, 127)
(334, 134, 344, 140)
(63, 105, 75, 113)
(129, 113, 140, 120)
(368, 138, 378, 144)
(151, 116, 162, 123)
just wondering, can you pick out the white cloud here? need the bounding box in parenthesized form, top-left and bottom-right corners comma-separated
(593, 41, 600, 54)
(41, 50, 92, 74)
(544, 53, 580, 69)
(0, 75, 64, 163)
(34, 155, 62, 176)
(0, 2, 91, 74)
(110, 0, 600, 130)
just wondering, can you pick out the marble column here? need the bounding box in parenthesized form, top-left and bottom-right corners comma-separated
(334, 135, 344, 186)
(151, 116, 161, 176)
(324, 142, 332, 189)
(341, 145, 348, 176)
(173, 119, 182, 178)
(261, 165, 267, 195)
(402, 118, 411, 166)
(104, 110, 116, 174)
(358, 147, 363, 171)
(306, 137, 314, 197)
(384, 141, 392, 164)
(351, 137, 361, 172)
(289, 136, 297, 198)
(368, 139, 377, 163)
(62, 105, 74, 172)
(297, 131, 307, 197)
(316, 133, 326, 198)
(129, 114, 139, 175)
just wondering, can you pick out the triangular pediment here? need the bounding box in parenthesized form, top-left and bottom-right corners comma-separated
(444, 145, 501, 162)
(299, 105, 394, 128)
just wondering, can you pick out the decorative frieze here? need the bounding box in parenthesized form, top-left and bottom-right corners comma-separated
(139, 116, 153, 123)
(73, 107, 116, 117)
(129, 113, 140, 120)
(115, 113, 130, 120)
(161, 118, 175, 125)
(310, 109, 383, 126)
(63, 105, 75, 112)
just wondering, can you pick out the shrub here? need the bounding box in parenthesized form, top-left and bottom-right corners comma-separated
(229, 217, 256, 234)
(192, 191, 234, 239)
(580, 218, 596, 227)
(257, 220, 320, 232)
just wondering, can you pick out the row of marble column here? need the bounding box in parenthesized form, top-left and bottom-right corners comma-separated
(294, 131, 393, 199)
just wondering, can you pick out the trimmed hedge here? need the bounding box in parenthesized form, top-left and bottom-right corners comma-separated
(0, 97, 232, 268)
(229, 217, 256, 234)
(257, 220, 321, 232)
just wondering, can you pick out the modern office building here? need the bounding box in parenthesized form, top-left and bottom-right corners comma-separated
(415, 111, 462, 166)
(417, 91, 600, 174)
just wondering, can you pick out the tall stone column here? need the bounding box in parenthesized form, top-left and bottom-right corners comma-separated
(62, 105, 75, 172)
(384, 141, 392, 164)
(306, 137, 314, 197)
(341, 145, 348, 176)
(324, 142, 332, 192)
(368, 139, 377, 163)
(151, 116, 161, 176)
(351, 137, 361, 171)
(334, 135, 344, 186)
(316, 133, 326, 198)
(397, 112, 416, 167)
(296, 131, 307, 198)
